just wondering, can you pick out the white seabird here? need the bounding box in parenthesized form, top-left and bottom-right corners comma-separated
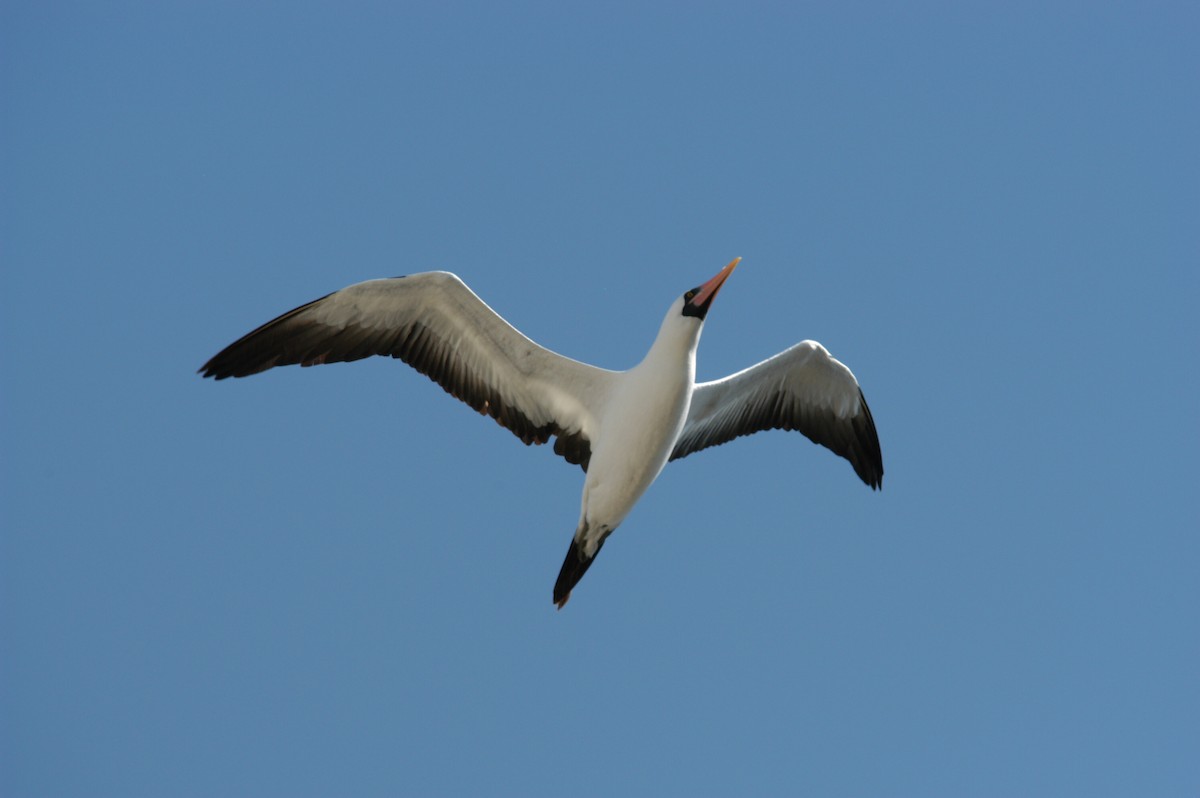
(200, 258, 883, 607)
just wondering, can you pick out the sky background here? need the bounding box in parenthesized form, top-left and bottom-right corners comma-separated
(3, 2, 1198, 796)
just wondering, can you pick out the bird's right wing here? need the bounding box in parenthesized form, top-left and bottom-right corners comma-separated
(670, 340, 883, 488)
(200, 272, 615, 471)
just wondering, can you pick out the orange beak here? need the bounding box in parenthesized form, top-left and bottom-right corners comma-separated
(691, 257, 741, 309)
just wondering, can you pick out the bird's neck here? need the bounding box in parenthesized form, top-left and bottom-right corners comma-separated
(637, 313, 701, 380)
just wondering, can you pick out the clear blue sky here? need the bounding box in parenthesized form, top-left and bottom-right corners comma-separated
(3, 3, 1197, 796)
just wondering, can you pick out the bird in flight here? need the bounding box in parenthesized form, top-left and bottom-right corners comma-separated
(200, 258, 883, 607)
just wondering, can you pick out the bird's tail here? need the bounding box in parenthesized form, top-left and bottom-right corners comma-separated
(553, 524, 609, 609)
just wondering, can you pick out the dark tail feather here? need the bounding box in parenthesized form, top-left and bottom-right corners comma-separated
(553, 536, 605, 609)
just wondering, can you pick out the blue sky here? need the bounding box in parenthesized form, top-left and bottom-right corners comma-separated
(3, 2, 1197, 795)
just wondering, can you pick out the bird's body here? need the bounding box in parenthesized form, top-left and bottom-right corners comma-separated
(201, 259, 882, 607)
(557, 294, 701, 599)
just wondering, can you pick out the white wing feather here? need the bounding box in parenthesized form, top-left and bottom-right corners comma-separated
(201, 271, 616, 470)
(671, 340, 883, 488)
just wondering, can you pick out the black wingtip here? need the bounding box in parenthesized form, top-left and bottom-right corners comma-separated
(553, 537, 603, 609)
(856, 387, 884, 490)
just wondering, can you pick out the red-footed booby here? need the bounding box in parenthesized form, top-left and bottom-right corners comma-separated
(200, 258, 883, 608)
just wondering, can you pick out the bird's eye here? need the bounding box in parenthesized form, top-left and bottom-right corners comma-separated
(684, 290, 696, 302)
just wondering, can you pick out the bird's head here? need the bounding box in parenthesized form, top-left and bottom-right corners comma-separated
(650, 257, 741, 359)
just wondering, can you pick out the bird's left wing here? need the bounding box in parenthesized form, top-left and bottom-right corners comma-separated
(200, 272, 614, 470)
(670, 340, 883, 488)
